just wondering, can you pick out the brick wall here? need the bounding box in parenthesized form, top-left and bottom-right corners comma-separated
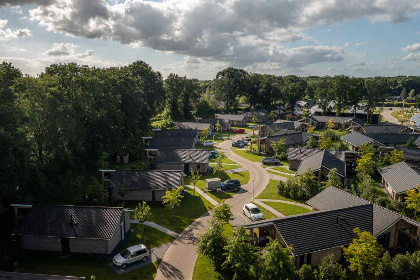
(69, 238, 107, 254)
(116, 189, 153, 202)
(22, 236, 61, 252)
(310, 246, 342, 266)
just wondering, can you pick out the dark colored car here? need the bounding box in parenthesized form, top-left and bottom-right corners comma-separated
(233, 128, 246, 133)
(209, 151, 218, 159)
(232, 141, 245, 148)
(221, 179, 241, 191)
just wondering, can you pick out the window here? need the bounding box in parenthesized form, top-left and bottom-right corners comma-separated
(139, 249, 147, 255)
(299, 255, 304, 267)
(307, 253, 312, 265)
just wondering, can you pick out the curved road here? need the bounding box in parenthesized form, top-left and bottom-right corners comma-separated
(154, 133, 270, 280)
(380, 107, 401, 124)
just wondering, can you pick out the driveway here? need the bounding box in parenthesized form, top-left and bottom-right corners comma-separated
(380, 107, 401, 124)
(155, 133, 270, 280)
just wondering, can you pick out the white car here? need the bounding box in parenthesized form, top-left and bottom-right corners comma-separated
(243, 203, 264, 221)
(202, 140, 214, 147)
(113, 244, 149, 269)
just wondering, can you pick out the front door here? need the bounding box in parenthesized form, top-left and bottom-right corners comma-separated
(61, 238, 70, 254)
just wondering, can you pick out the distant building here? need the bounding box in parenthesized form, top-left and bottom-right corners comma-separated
(174, 122, 213, 136)
(341, 131, 420, 151)
(251, 131, 313, 153)
(155, 149, 210, 174)
(348, 124, 412, 134)
(196, 118, 231, 131)
(241, 111, 268, 123)
(215, 114, 247, 126)
(306, 115, 365, 129)
(409, 114, 420, 129)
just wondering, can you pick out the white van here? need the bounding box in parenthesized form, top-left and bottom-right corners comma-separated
(113, 244, 149, 269)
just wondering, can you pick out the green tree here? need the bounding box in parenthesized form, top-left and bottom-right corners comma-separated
(358, 175, 379, 203)
(314, 77, 331, 115)
(162, 186, 184, 221)
(409, 89, 416, 98)
(215, 120, 222, 132)
(330, 75, 350, 115)
(282, 75, 307, 111)
(355, 144, 377, 177)
(319, 135, 333, 150)
(298, 169, 320, 198)
(347, 77, 366, 114)
(213, 67, 248, 111)
(223, 226, 257, 280)
(260, 239, 295, 280)
(405, 137, 417, 148)
(365, 77, 389, 124)
(392, 251, 420, 280)
(305, 136, 319, 149)
(190, 169, 201, 196)
(388, 149, 405, 165)
(325, 168, 343, 189)
(134, 201, 152, 243)
(343, 227, 384, 277)
(314, 254, 346, 280)
(405, 185, 420, 219)
(297, 264, 315, 280)
(212, 203, 234, 223)
(272, 139, 287, 160)
(326, 118, 335, 130)
(375, 251, 393, 278)
(197, 219, 228, 270)
(213, 151, 226, 177)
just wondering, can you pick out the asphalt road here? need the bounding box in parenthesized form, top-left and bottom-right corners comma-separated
(154, 133, 270, 280)
(380, 107, 401, 124)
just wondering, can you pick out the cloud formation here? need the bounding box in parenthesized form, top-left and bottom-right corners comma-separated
(43, 43, 76, 56)
(0, 0, 53, 6)
(401, 43, 420, 53)
(0, 19, 31, 40)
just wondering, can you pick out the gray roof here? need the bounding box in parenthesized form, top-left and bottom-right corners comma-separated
(215, 114, 246, 122)
(379, 147, 420, 162)
(0, 272, 84, 280)
(310, 116, 353, 124)
(410, 114, 420, 127)
(273, 204, 374, 255)
(296, 150, 346, 177)
(149, 137, 196, 149)
(198, 118, 229, 126)
(155, 129, 198, 138)
(155, 149, 210, 164)
(176, 122, 212, 131)
(288, 148, 321, 161)
(111, 170, 182, 191)
(361, 125, 410, 134)
(367, 134, 420, 145)
(306, 187, 420, 236)
(266, 132, 311, 147)
(378, 161, 420, 194)
(269, 121, 306, 131)
(341, 131, 376, 148)
(15, 205, 123, 240)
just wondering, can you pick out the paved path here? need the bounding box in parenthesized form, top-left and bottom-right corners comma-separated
(155, 133, 270, 280)
(256, 198, 312, 210)
(268, 172, 288, 181)
(381, 107, 401, 124)
(254, 200, 284, 217)
(110, 242, 171, 275)
(184, 185, 219, 207)
(130, 220, 180, 238)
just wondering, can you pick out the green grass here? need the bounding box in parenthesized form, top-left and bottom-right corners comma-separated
(266, 169, 295, 179)
(256, 180, 301, 203)
(193, 254, 228, 280)
(270, 166, 296, 174)
(231, 148, 265, 162)
(126, 224, 175, 249)
(263, 201, 311, 216)
(12, 257, 160, 280)
(391, 109, 416, 123)
(253, 202, 277, 219)
(209, 163, 242, 170)
(210, 157, 237, 164)
(128, 189, 213, 234)
(109, 160, 148, 170)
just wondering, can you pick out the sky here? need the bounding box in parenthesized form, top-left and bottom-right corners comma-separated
(0, 0, 419, 80)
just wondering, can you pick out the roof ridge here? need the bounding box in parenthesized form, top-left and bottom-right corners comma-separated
(33, 204, 124, 210)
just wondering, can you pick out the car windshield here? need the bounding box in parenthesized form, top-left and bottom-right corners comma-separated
(250, 208, 261, 214)
(120, 249, 131, 259)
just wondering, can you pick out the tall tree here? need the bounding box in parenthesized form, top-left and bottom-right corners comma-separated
(330, 75, 350, 115)
(314, 77, 331, 115)
(134, 201, 152, 243)
(213, 67, 248, 111)
(365, 77, 389, 123)
(314, 254, 346, 280)
(162, 186, 184, 221)
(197, 219, 228, 270)
(347, 78, 366, 114)
(260, 240, 295, 280)
(282, 75, 306, 112)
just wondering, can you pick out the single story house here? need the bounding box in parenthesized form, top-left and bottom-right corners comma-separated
(196, 118, 231, 131)
(349, 124, 412, 134)
(378, 161, 420, 201)
(13, 205, 130, 255)
(306, 116, 365, 129)
(215, 114, 247, 126)
(174, 122, 213, 136)
(251, 131, 313, 153)
(295, 150, 346, 182)
(260, 121, 308, 137)
(287, 148, 321, 170)
(379, 147, 420, 168)
(310, 103, 380, 124)
(409, 114, 420, 129)
(241, 111, 268, 123)
(340, 132, 419, 150)
(155, 149, 210, 173)
(341, 131, 381, 151)
(0, 271, 85, 280)
(111, 170, 183, 202)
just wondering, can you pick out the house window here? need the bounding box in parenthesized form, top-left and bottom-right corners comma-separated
(307, 253, 312, 265)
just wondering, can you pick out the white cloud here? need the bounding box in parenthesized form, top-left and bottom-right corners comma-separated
(344, 42, 350, 47)
(78, 50, 94, 58)
(43, 43, 76, 56)
(347, 61, 369, 71)
(401, 43, 420, 52)
(0, 0, 54, 6)
(354, 41, 369, 47)
(401, 52, 420, 62)
(0, 19, 32, 40)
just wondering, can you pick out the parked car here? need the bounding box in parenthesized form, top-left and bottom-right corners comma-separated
(202, 140, 214, 147)
(242, 136, 251, 142)
(232, 141, 245, 148)
(221, 179, 241, 191)
(113, 244, 149, 269)
(248, 125, 258, 129)
(209, 150, 218, 159)
(262, 157, 280, 165)
(243, 203, 264, 221)
(233, 128, 246, 133)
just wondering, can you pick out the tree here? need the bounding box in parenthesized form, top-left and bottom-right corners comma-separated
(272, 139, 287, 160)
(401, 87, 407, 98)
(409, 89, 416, 99)
(252, 114, 257, 124)
(355, 143, 377, 177)
(307, 125, 315, 133)
(347, 78, 366, 114)
(343, 227, 383, 277)
(388, 149, 405, 165)
(314, 77, 331, 115)
(190, 169, 201, 196)
(134, 201, 152, 243)
(215, 120, 222, 132)
(375, 251, 393, 278)
(314, 254, 346, 280)
(358, 175, 380, 203)
(197, 219, 228, 270)
(305, 136, 319, 149)
(318, 135, 333, 150)
(212, 203, 233, 223)
(297, 264, 315, 280)
(365, 77, 389, 124)
(223, 226, 257, 280)
(213, 67, 248, 111)
(405, 185, 420, 219)
(260, 239, 295, 280)
(326, 118, 335, 130)
(298, 170, 320, 198)
(117, 183, 129, 206)
(162, 186, 184, 221)
(330, 75, 350, 115)
(325, 168, 343, 189)
(405, 137, 417, 148)
(392, 251, 420, 280)
(282, 75, 307, 111)
(213, 151, 226, 177)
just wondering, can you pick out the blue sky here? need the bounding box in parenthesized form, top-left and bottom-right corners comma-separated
(0, 0, 419, 79)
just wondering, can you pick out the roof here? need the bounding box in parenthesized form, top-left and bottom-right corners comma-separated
(155, 149, 210, 164)
(410, 114, 420, 127)
(350, 117, 366, 126)
(306, 187, 419, 236)
(378, 161, 420, 194)
(149, 137, 196, 149)
(176, 122, 212, 131)
(154, 129, 198, 138)
(198, 118, 229, 126)
(341, 131, 376, 148)
(215, 114, 246, 122)
(111, 170, 182, 191)
(288, 148, 321, 161)
(379, 147, 420, 162)
(310, 116, 353, 124)
(127, 244, 147, 252)
(266, 132, 311, 146)
(15, 205, 123, 240)
(296, 150, 346, 177)
(367, 134, 420, 145)
(269, 121, 306, 131)
(361, 125, 410, 134)
(0, 272, 84, 280)
(272, 204, 374, 255)
(242, 111, 267, 118)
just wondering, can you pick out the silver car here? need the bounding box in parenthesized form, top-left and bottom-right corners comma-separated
(261, 157, 280, 165)
(113, 244, 149, 269)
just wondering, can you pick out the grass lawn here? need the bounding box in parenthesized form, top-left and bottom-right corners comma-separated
(256, 180, 302, 203)
(266, 169, 295, 179)
(209, 163, 242, 170)
(263, 201, 311, 216)
(391, 109, 417, 123)
(128, 189, 213, 234)
(270, 166, 296, 174)
(253, 201, 277, 219)
(210, 157, 237, 164)
(231, 148, 265, 162)
(13, 256, 160, 280)
(126, 224, 175, 249)
(193, 254, 228, 280)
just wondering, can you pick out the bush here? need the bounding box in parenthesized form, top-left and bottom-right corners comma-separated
(323, 129, 339, 141)
(391, 251, 420, 280)
(297, 264, 315, 280)
(277, 170, 320, 200)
